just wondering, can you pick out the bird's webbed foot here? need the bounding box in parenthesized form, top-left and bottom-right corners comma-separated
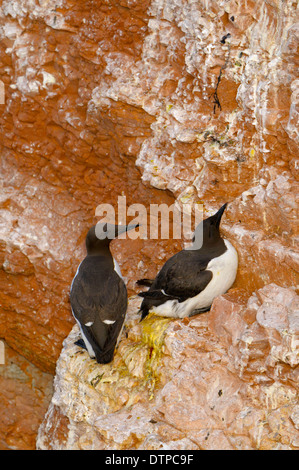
(74, 338, 87, 351)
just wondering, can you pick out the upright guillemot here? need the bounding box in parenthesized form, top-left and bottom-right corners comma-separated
(70, 223, 138, 363)
(138, 203, 238, 320)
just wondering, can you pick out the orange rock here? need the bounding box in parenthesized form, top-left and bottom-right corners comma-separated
(0, 342, 53, 450)
(0, 0, 298, 450)
(38, 285, 299, 449)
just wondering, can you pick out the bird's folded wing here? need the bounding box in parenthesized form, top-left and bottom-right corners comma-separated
(150, 252, 213, 301)
(83, 310, 124, 353)
(162, 269, 213, 301)
(70, 271, 127, 326)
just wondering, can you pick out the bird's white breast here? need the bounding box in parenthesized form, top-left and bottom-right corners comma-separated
(113, 258, 123, 279)
(187, 239, 238, 310)
(71, 261, 81, 290)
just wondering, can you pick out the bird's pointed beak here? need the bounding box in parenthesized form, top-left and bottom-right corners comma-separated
(115, 223, 140, 238)
(212, 203, 228, 228)
(95, 222, 139, 240)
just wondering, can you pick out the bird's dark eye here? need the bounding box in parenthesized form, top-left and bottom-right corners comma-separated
(103, 223, 107, 232)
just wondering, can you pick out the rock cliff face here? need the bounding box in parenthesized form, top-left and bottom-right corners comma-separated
(37, 287, 299, 450)
(0, 0, 298, 450)
(0, 0, 176, 374)
(0, 341, 53, 449)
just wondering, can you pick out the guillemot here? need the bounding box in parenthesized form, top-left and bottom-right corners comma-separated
(70, 222, 138, 363)
(138, 203, 238, 320)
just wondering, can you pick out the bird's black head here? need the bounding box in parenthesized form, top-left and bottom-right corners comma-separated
(86, 223, 139, 255)
(189, 203, 227, 250)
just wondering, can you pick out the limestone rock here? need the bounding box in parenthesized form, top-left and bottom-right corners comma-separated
(0, 0, 298, 374)
(37, 286, 299, 450)
(0, 0, 298, 450)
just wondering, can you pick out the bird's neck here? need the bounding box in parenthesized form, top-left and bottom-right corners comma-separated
(87, 244, 112, 258)
(191, 236, 225, 252)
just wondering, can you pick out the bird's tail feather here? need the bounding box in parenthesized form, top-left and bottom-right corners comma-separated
(74, 338, 87, 351)
(136, 278, 154, 287)
(95, 349, 114, 364)
(75, 337, 115, 363)
(139, 306, 149, 322)
(90, 336, 116, 364)
(77, 325, 117, 364)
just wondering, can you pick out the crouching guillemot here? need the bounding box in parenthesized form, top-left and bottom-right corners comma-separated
(70, 223, 138, 363)
(138, 203, 238, 320)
